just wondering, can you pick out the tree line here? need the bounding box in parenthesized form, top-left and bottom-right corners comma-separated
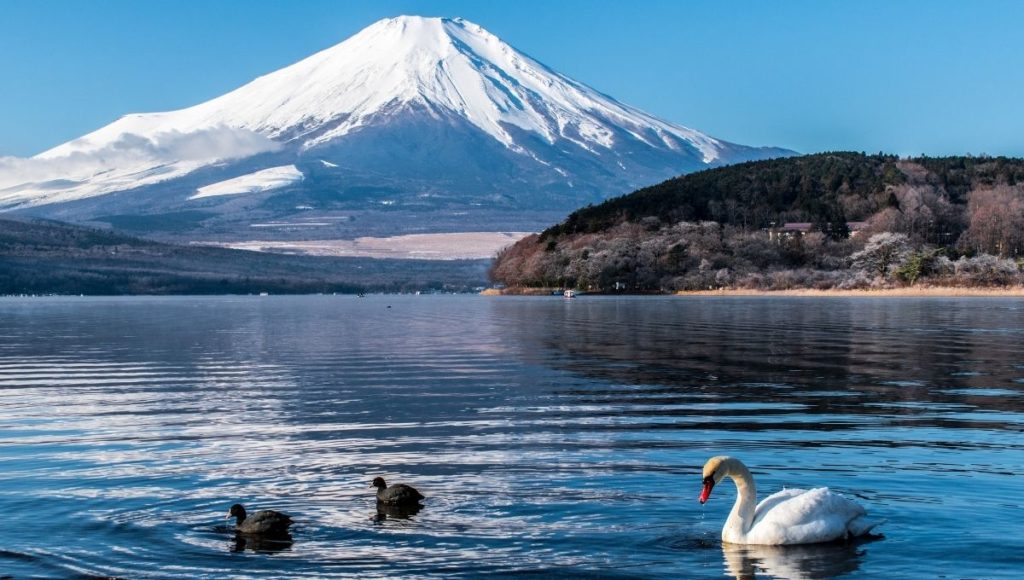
(491, 153, 1024, 291)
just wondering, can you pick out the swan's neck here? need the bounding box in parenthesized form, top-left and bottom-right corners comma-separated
(723, 462, 756, 541)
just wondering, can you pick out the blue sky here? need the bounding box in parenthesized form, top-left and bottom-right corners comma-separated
(2, 0, 1022, 158)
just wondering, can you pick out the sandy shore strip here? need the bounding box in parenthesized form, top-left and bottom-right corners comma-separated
(480, 287, 563, 296)
(482, 286, 1024, 297)
(677, 287, 1024, 297)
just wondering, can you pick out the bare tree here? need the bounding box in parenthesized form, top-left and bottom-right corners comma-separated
(961, 185, 1024, 257)
(850, 233, 911, 279)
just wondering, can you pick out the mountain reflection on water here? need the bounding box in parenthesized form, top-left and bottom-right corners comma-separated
(493, 297, 1024, 434)
(0, 295, 1021, 578)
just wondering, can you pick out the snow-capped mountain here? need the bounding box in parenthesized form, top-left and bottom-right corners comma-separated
(1, 16, 793, 238)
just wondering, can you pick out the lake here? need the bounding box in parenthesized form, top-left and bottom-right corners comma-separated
(0, 295, 1021, 578)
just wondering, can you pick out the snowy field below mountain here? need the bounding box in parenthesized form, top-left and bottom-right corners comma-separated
(189, 165, 303, 199)
(200, 231, 531, 260)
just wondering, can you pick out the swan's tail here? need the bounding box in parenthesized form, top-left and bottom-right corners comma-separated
(848, 516, 885, 538)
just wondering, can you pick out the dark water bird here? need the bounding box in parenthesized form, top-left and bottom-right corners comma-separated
(227, 503, 293, 536)
(372, 476, 424, 505)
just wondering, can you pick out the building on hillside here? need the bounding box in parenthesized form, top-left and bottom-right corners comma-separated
(767, 221, 869, 240)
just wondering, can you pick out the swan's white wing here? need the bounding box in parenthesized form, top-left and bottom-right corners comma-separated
(746, 487, 870, 545)
(754, 487, 809, 517)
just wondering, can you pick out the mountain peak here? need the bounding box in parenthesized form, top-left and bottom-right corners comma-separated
(340, 14, 462, 53)
(41, 14, 727, 158)
(4, 16, 793, 215)
(363, 15, 485, 37)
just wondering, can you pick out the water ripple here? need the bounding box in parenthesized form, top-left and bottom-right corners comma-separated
(0, 296, 1021, 577)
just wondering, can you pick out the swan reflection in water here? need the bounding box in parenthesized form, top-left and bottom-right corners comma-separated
(230, 532, 293, 553)
(371, 501, 423, 524)
(721, 539, 873, 580)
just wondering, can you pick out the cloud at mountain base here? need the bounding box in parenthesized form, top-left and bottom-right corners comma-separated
(0, 126, 279, 190)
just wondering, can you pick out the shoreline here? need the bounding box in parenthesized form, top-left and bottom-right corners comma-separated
(480, 287, 559, 296)
(678, 286, 1024, 297)
(483, 286, 1024, 297)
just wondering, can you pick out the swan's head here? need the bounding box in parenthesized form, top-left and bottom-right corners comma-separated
(700, 456, 734, 504)
(371, 477, 387, 490)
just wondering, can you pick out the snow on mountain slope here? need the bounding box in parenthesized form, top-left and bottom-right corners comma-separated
(189, 165, 303, 199)
(41, 17, 722, 161)
(0, 15, 793, 215)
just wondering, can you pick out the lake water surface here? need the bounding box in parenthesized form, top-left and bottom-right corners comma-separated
(0, 295, 1021, 578)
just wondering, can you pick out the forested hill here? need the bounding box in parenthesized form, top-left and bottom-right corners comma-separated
(491, 153, 1024, 291)
(543, 152, 1024, 237)
(0, 218, 487, 295)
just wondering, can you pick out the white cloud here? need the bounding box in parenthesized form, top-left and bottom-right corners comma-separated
(0, 125, 281, 191)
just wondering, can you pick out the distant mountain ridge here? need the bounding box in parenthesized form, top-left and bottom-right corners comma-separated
(1, 16, 793, 240)
(0, 217, 488, 294)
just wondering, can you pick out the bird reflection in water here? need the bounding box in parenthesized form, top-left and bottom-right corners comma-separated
(721, 538, 877, 580)
(371, 501, 423, 524)
(230, 532, 294, 553)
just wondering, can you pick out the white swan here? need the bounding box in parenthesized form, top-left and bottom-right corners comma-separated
(700, 456, 883, 545)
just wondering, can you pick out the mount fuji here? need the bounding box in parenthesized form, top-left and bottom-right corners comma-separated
(1, 16, 794, 241)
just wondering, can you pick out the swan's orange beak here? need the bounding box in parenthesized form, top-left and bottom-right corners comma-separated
(699, 478, 714, 504)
